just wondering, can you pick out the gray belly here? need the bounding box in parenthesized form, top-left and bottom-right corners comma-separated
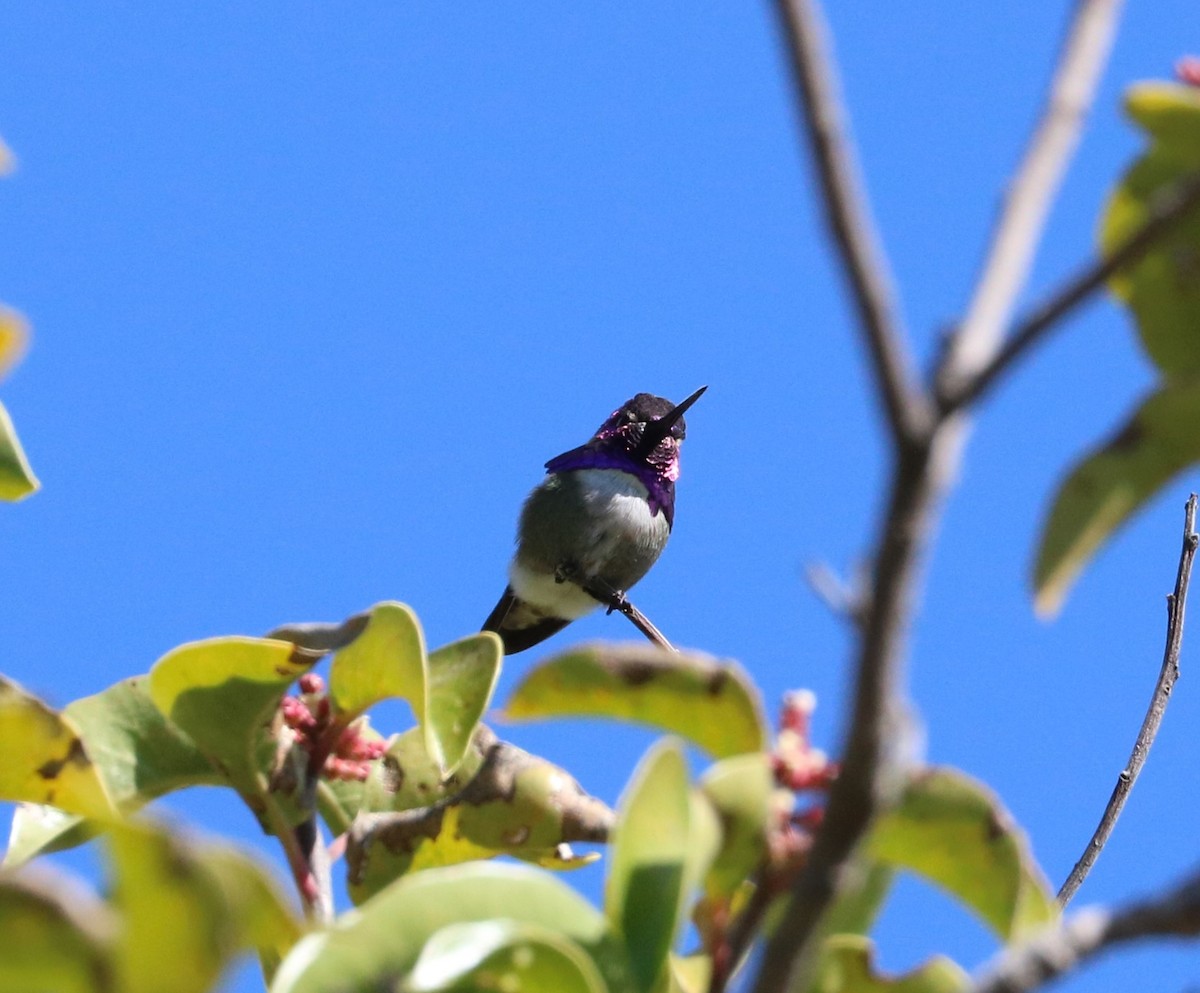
(511, 468, 670, 616)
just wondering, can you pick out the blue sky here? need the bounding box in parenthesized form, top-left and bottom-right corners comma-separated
(1, 5, 1197, 991)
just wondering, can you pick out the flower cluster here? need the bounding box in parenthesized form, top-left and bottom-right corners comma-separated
(280, 673, 385, 782)
(768, 690, 838, 873)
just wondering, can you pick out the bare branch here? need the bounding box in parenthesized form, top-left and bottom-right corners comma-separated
(752, 432, 947, 993)
(972, 868, 1200, 993)
(771, 0, 929, 444)
(939, 0, 1125, 395)
(943, 172, 1200, 412)
(1057, 494, 1199, 907)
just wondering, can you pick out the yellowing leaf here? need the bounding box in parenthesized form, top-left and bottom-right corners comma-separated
(147, 636, 312, 795)
(1034, 380, 1200, 616)
(328, 602, 426, 721)
(0, 677, 114, 819)
(867, 768, 1057, 941)
(0, 308, 28, 380)
(1124, 82, 1200, 162)
(347, 736, 613, 903)
(109, 822, 303, 993)
(505, 644, 768, 758)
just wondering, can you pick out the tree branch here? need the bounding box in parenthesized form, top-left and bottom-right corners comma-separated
(939, 0, 1125, 396)
(942, 172, 1200, 412)
(771, 0, 929, 445)
(971, 868, 1200, 993)
(1056, 494, 1198, 907)
(751, 4, 1127, 990)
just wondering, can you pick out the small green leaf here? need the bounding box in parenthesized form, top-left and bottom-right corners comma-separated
(147, 636, 312, 796)
(425, 632, 502, 774)
(1033, 380, 1200, 616)
(405, 920, 607, 993)
(108, 821, 304, 993)
(505, 644, 768, 758)
(606, 740, 694, 993)
(866, 768, 1057, 941)
(347, 736, 613, 902)
(1102, 151, 1200, 376)
(0, 867, 115, 993)
(0, 399, 38, 501)
(697, 754, 772, 901)
(328, 602, 426, 722)
(1124, 82, 1200, 162)
(812, 935, 968, 993)
(270, 862, 632, 993)
(0, 677, 114, 819)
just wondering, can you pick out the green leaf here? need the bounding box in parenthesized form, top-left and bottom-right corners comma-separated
(147, 636, 312, 797)
(327, 603, 501, 777)
(1102, 150, 1200, 376)
(328, 601, 426, 722)
(811, 935, 968, 993)
(505, 644, 768, 759)
(0, 398, 38, 501)
(6, 676, 222, 866)
(1124, 82, 1200, 163)
(270, 862, 632, 993)
(347, 735, 613, 902)
(697, 754, 772, 901)
(0, 676, 114, 819)
(866, 768, 1057, 941)
(0, 867, 116, 993)
(606, 740, 696, 993)
(425, 632, 502, 774)
(1033, 380, 1200, 615)
(108, 821, 303, 993)
(405, 920, 607, 993)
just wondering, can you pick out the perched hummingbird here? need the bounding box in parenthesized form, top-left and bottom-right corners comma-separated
(482, 387, 706, 654)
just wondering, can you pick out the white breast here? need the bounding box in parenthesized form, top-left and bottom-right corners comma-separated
(508, 468, 665, 621)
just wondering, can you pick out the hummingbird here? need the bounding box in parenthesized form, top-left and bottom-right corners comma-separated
(482, 387, 707, 654)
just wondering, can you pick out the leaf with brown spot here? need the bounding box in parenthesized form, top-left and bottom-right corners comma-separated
(0, 677, 114, 820)
(346, 737, 613, 903)
(1033, 379, 1200, 615)
(503, 644, 768, 759)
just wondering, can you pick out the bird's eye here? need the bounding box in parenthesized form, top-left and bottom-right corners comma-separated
(625, 409, 639, 422)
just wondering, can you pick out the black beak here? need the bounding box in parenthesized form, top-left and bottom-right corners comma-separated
(634, 385, 707, 458)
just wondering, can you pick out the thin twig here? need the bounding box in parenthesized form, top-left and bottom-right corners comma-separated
(943, 172, 1200, 412)
(972, 867, 1200, 993)
(1057, 494, 1198, 907)
(771, 0, 928, 444)
(572, 571, 678, 652)
(939, 0, 1124, 395)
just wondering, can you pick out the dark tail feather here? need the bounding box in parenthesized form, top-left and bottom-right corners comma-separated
(482, 587, 570, 655)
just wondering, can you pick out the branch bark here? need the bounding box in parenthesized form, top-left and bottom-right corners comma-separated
(753, 2, 1128, 990)
(942, 172, 1200, 412)
(972, 868, 1200, 993)
(771, 0, 928, 445)
(1056, 494, 1198, 907)
(939, 0, 1125, 396)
